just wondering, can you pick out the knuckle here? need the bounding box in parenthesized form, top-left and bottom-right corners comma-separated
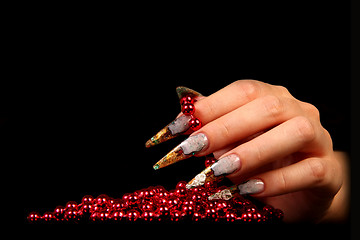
(217, 119, 232, 139)
(233, 80, 260, 102)
(278, 170, 288, 193)
(262, 95, 284, 119)
(307, 158, 327, 185)
(275, 85, 291, 96)
(293, 116, 316, 143)
(303, 102, 320, 120)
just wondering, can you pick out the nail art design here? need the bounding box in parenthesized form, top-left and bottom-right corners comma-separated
(186, 166, 222, 189)
(176, 86, 203, 101)
(208, 185, 238, 200)
(186, 154, 240, 189)
(237, 179, 264, 195)
(145, 86, 203, 148)
(208, 179, 264, 201)
(145, 115, 192, 148)
(153, 133, 209, 170)
(211, 154, 241, 176)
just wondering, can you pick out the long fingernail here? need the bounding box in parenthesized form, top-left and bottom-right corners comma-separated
(238, 179, 264, 195)
(145, 115, 192, 148)
(186, 154, 241, 189)
(153, 133, 209, 170)
(207, 179, 264, 200)
(145, 86, 203, 148)
(208, 185, 238, 200)
(176, 86, 203, 100)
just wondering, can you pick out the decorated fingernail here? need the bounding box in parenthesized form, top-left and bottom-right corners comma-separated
(186, 154, 241, 189)
(208, 185, 238, 201)
(176, 86, 203, 101)
(153, 133, 209, 170)
(145, 86, 203, 148)
(145, 115, 192, 148)
(237, 179, 264, 195)
(208, 179, 264, 201)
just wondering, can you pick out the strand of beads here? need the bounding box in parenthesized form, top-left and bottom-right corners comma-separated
(27, 185, 283, 223)
(180, 95, 202, 131)
(27, 158, 283, 224)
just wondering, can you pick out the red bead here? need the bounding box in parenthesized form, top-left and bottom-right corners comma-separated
(153, 185, 166, 193)
(181, 103, 195, 115)
(94, 194, 109, 208)
(181, 203, 194, 215)
(64, 209, 79, 221)
(204, 181, 217, 190)
(176, 181, 187, 189)
(192, 212, 204, 222)
(42, 211, 55, 222)
(141, 210, 156, 221)
(204, 156, 217, 167)
(98, 211, 110, 221)
(175, 188, 187, 197)
(53, 205, 65, 220)
(157, 205, 170, 216)
(205, 207, 218, 219)
(65, 201, 78, 210)
(140, 202, 155, 212)
(27, 212, 41, 223)
(126, 210, 140, 222)
(81, 195, 94, 205)
(111, 210, 126, 221)
(180, 95, 194, 106)
(189, 117, 202, 131)
(170, 210, 185, 222)
(225, 211, 237, 222)
(79, 203, 93, 214)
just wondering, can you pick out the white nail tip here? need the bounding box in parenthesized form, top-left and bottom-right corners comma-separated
(179, 133, 208, 155)
(238, 179, 264, 195)
(210, 154, 240, 177)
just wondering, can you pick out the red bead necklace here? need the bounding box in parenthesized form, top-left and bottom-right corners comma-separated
(27, 157, 283, 223)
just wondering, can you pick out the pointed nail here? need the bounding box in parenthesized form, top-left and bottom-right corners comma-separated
(145, 115, 192, 148)
(153, 133, 209, 170)
(176, 86, 203, 100)
(186, 154, 241, 189)
(146, 86, 202, 148)
(186, 166, 223, 189)
(238, 179, 264, 195)
(211, 154, 241, 176)
(208, 185, 238, 201)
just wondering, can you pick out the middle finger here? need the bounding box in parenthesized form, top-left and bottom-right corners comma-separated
(154, 95, 303, 169)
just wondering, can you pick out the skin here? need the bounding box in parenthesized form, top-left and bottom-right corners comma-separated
(187, 80, 349, 223)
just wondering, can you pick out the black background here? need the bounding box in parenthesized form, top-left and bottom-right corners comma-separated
(15, 1, 352, 237)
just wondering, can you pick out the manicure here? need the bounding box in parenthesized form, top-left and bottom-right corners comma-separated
(211, 154, 241, 176)
(145, 86, 203, 148)
(238, 179, 264, 195)
(207, 179, 264, 200)
(145, 115, 192, 148)
(153, 133, 209, 170)
(186, 154, 241, 189)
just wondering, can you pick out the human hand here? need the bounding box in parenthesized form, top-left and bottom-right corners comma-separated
(146, 80, 349, 222)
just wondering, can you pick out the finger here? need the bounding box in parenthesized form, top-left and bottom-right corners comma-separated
(194, 80, 270, 123)
(194, 94, 303, 157)
(146, 80, 278, 147)
(243, 157, 339, 198)
(226, 116, 320, 182)
(185, 116, 318, 187)
(145, 86, 203, 147)
(212, 131, 265, 159)
(154, 95, 306, 170)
